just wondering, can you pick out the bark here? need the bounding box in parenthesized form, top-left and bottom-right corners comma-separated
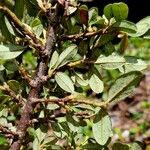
(9, 3, 64, 150)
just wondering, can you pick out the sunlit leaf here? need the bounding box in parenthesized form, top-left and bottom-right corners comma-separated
(112, 20, 137, 34)
(95, 54, 125, 69)
(4, 17, 15, 36)
(107, 71, 143, 103)
(57, 44, 78, 67)
(93, 109, 112, 145)
(55, 72, 74, 93)
(89, 74, 104, 93)
(49, 51, 59, 69)
(0, 44, 24, 60)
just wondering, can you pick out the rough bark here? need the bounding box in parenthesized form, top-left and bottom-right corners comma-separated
(9, 3, 64, 150)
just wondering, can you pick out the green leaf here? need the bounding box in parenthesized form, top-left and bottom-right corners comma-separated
(4, 60, 19, 71)
(112, 143, 129, 150)
(14, 0, 24, 19)
(51, 122, 62, 138)
(95, 54, 125, 69)
(49, 51, 59, 69)
(95, 33, 116, 47)
(0, 135, 8, 145)
(0, 14, 14, 42)
(0, 95, 10, 106)
(107, 71, 143, 103)
(30, 18, 43, 36)
(75, 72, 88, 86)
(120, 57, 147, 73)
(79, 40, 88, 56)
(4, 17, 15, 36)
(130, 16, 150, 37)
(0, 44, 24, 60)
(82, 141, 108, 149)
(89, 74, 104, 93)
(130, 142, 143, 150)
(111, 2, 128, 21)
(0, 65, 5, 71)
(47, 104, 59, 110)
(104, 2, 128, 21)
(55, 72, 74, 93)
(66, 113, 80, 132)
(104, 4, 113, 20)
(93, 109, 112, 145)
(88, 7, 104, 26)
(33, 138, 40, 150)
(112, 20, 137, 34)
(7, 80, 21, 94)
(57, 44, 78, 67)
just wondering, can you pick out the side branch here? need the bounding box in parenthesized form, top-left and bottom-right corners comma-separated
(33, 96, 107, 108)
(0, 5, 43, 51)
(0, 83, 24, 106)
(59, 27, 107, 41)
(0, 124, 18, 137)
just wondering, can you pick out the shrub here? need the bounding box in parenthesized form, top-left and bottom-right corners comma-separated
(0, 0, 149, 149)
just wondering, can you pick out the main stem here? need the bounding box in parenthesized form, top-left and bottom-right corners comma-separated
(9, 3, 64, 150)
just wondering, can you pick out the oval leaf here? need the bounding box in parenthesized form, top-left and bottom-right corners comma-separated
(55, 72, 74, 93)
(57, 44, 78, 67)
(112, 2, 128, 21)
(104, 4, 113, 20)
(95, 54, 125, 69)
(49, 51, 59, 69)
(93, 109, 112, 145)
(107, 71, 143, 103)
(89, 74, 104, 93)
(112, 20, 137, 34)
(0, 44, 24, 60)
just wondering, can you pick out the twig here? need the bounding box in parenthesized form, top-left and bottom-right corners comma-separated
(0, 83, 24, 106)
(32, 95, 107, 108)
(59, 27, 107, 41)
(19, 65, 32, 84)
(0, 124, 18, 138)
(0, 4, 43, 52)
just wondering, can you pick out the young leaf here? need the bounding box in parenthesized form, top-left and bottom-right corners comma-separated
(93, 109, 112, 145)
(30, 18, 43, 36)
(57, 44, 78, 67)
(104, 4, 113, 20)
(88, 7, 104, 26)
(55, 72, 74, 93)
(95, 54, 125, 70)
(0, 44, 24, 60)
(89, 74, 104, 93)
(104, 2, 128, 21)
(107, 71, 143, 103)
(112, 2, 129, 21)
